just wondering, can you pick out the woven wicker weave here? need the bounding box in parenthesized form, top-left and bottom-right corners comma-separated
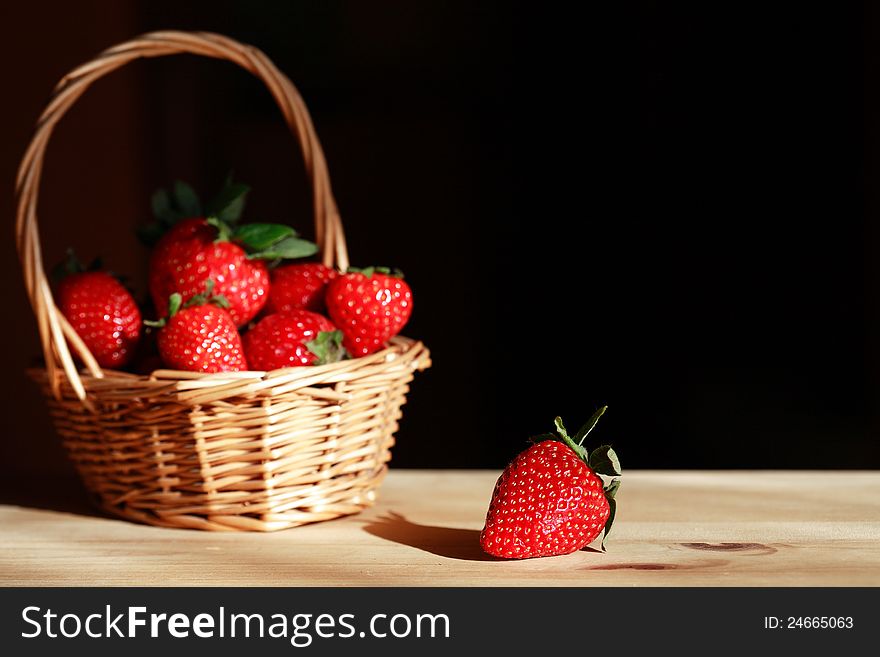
(15, 31, 430, 531)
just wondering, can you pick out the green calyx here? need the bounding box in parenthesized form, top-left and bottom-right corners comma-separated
(50, 248, 103, 283)
(347, 266, 404, 279)
(139, 176, 249, 246)
(140, 180, 209, 246)
(143, 280, 230, 329)
(601, 479, 620, 553)
(545, 406, 622, 552)
(205, 176, 250, 223)
(139, 176, 319, 260)
(183, 279, 230, 310)
(305, 330, 349, 366)
(204, 217, 318, 261)
(205, 216, 234, 242)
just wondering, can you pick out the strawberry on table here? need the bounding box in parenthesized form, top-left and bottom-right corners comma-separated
(142, 179, 318, 327)
(147, 282, 247, 373)
(243, 310, 347, 370)
(265, 262, 338, 314)
(55, 252, 141, 369)
(325, 267, 413, 357)
(480, 407, 622, 559)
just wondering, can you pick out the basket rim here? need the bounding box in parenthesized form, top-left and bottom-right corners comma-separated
(28, 336, 430, 405)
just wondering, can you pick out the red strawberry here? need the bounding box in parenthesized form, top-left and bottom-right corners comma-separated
(143, 180, 318, 327)
(56, 263, 141, 369)
(265, 263, 338, 314)
(149, 287, 247, 373)
(325, 267, 413, 357)
(243, 310, 347, 370)
(480, 408, 621, 559)
(148, 217, 270, 327)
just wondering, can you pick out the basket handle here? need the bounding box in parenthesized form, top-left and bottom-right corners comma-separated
(14, 31, 350, 403)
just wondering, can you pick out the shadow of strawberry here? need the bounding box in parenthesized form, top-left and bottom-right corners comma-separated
(361, 511, 496, 562)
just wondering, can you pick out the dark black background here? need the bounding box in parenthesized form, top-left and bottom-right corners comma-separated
(1, 1, 877, 478)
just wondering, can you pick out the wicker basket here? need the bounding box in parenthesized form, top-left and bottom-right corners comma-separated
(14, 31, 431, 531)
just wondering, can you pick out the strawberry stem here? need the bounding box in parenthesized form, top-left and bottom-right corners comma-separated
(211, 295, 231, 309)
(144, 282, 231, 329)
(167, 293, 183, 317)
(182, 279, 231, 310)
(554, 416, 589, 461)
(206, 216, 233, 242)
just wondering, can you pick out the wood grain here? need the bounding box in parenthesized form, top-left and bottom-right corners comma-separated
(1, 470, 878, 586)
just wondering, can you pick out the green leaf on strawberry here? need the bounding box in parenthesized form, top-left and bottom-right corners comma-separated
(305, 330, 349, 365)
(173, 180, 201, 217)
(206, 179, 250, 224)
(203, 217, 317, 260)
(184, 279, 231, 310)
(574, 405, 607, 445)
(550, 409, 622, 551)
(151, 188, 175, 225)
(588, 445, 622, 477)
(233, 224, 297, 251)
(140, 177, 249, 246)
(51, 248, 85, 282)
(553, 416, 589, 461)
(347, 266, 404, 279)
(248, 235, 318, 260)
(51, 249, 107, 283)
(142, 177, 316, 259)
(601, 478, 621, 552)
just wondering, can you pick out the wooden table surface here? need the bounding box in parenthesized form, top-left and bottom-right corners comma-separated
(1, 470, 878, 586)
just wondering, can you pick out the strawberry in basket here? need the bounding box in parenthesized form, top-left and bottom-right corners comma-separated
(326, 267, 413, 356)
(141, 179, 318, 327)
(265, 262, 338, 314)
(243, 310, 347, 370)
(146, 281, 247, 373)
(480, 407, 622, 559)
(54, 251, 141, 369)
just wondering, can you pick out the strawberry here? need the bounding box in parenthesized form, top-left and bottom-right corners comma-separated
(55, 253, 141, 369)
(480, 407, 621, 559)
(325, 267, 413, 357)
(148, 218, 271, 327)
(243, 310, 347, 370)
(147, 283, 247, 373)
(265, 263, 338, 314)
(142, 179, 318, 327)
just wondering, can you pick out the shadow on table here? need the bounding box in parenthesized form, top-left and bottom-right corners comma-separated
(0, 474, 104, 519)
(363, 511, 496, 562)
